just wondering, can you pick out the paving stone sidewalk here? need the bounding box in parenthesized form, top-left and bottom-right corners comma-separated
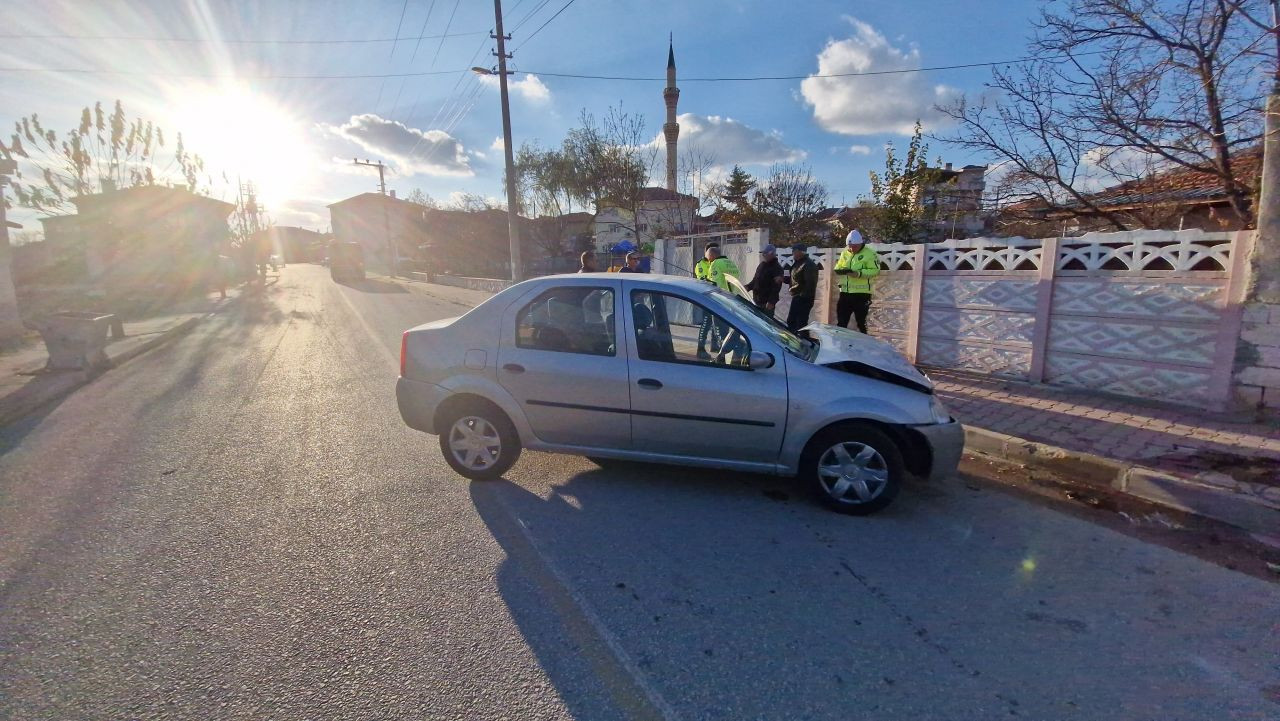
(930, 368, 1280, 490)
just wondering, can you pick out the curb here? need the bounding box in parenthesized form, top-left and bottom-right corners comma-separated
(0, 296, 236, 428)
(964, 426, 1280, 536)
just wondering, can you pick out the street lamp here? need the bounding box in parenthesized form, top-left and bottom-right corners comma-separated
(473, 5, 523, 282)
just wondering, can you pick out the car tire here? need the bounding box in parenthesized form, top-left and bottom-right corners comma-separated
(799, 423, 904, 515)
(438, 402, 521, 481)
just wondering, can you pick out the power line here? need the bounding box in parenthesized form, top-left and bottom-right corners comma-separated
(408, 0, 439, 63)
(512, 0, 576, 51)
(518, 50, 1111, 81)
(389, 0, 411, 57)
(430, 0, 461, 68)
(510, 0, 554, 33)
(0, 30, 486, 45)
(0, 49, 1110, 81)
(0, 65, 470, 79)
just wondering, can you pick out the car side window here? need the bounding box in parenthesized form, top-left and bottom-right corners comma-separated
(630, 290, 750, 368)
(516, 287, 616, 356)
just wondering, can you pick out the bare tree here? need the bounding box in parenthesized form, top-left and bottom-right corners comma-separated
(447, 192, 500, 212)
(940, 0, 1270, 229)
(751, 163, 830, 242)
(563, 106, 653, 217)
(405, 188, 438, 208)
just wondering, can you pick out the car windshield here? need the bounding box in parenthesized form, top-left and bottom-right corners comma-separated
(702, 287, 814, 361)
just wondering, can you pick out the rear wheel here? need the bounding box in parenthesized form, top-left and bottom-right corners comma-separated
(438, 403, 521, 481)
(799, 423, 904, 515)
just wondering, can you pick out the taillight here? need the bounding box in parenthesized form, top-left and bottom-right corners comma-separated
(400, 331, 409, 377)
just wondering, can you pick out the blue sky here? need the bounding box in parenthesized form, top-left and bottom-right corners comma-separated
(1, 0, 1047, 230)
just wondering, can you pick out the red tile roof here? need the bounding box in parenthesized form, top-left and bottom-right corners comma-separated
(1086, 147, 1261, 208)
(1006, 146, 1261, 214)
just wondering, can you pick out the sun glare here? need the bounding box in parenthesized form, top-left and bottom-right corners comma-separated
(166, 85, 312, 211)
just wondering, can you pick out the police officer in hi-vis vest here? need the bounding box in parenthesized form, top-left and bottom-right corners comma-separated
(833, 230, 880, 333)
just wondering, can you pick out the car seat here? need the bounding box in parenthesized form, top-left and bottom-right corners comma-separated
(633, 303, 675, 361)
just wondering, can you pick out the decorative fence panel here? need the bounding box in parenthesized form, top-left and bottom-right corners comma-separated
(860, 230, 1253, 409)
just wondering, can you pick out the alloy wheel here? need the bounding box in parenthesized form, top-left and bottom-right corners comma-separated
(448, 416, 502, 471)
(816, 442, 890, 505)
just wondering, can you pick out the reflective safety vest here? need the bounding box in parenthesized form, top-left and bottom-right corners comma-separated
(695, 258, 714, 282)
(708, 257, 740, 291)
(834, 246, 880, 294)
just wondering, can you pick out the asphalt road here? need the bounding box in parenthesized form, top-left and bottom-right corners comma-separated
(2, 265, 1277, 721)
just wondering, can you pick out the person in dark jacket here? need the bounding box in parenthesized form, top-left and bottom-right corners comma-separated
(786, 244, 818, 333)
(745, 244, 784, 316)
(578, 251, 598, 273)
(618, 252, 641, 272)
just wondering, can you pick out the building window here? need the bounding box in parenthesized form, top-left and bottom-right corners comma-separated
(638, 224, 649, 232)
(609, 223, 621, 233)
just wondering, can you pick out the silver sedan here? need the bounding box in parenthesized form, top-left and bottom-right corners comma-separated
(397, 274, 963, 515)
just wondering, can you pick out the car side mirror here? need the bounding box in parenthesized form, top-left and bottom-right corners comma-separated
(748, 351, 775, 370)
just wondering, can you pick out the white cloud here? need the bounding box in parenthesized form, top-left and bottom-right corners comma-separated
(323, 113, 473, 177)
(478, 73, 552, 103)
(656, 113, 805, 166)
(849, 144, 872, 155)
(490, 136, 506, 152)
(800, 17, 959, 136)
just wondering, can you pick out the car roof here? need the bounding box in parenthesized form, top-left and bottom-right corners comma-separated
(532, 273, 708, 292)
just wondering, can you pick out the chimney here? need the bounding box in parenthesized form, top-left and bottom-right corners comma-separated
(389, 190, 397, 199)
(945, 163, 953, 172)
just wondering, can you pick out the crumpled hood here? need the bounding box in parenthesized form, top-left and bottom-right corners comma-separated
(805, 324, 933, 391)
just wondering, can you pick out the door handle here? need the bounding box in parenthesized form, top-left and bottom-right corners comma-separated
(503, 363, 526, 374)
(637, 378, 663, 389)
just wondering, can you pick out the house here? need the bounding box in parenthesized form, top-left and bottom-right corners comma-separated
(919, 163, 988, 240)
(998, 148, 1261, 236)
(417, 207, 515, 278)
(328, 192, 431, 270)
(593, 187, 698, 254)
(39, 184, 234, 293)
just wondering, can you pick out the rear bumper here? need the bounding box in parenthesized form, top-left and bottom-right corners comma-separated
(912, 419, 965, 482)
(397, 377, 450, 435)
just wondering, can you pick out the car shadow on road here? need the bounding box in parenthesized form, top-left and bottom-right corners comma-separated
(466, 460, 942, 718)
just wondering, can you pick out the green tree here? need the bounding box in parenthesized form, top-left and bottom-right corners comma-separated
(512, 143, 584, 257)
(2, 100, 206, 214)
(866, 121, 939, 243)
(720, 165, 756, 209)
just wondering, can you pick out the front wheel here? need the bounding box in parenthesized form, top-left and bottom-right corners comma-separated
(438, 404, 521, 481)
(799, 423, 904, 515)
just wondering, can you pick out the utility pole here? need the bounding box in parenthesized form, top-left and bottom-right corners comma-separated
(492, 0, 523, 282)
(0, 158, 24, 343)
(1253, 0, 1280, 301)
(353, 158, 397, 277)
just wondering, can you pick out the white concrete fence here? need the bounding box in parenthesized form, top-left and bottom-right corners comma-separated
(838, 229, 1255, 411)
